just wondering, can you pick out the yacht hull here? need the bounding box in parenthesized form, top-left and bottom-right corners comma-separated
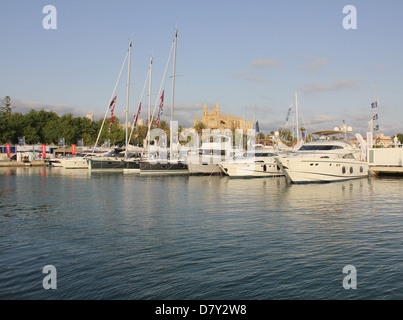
(220, 162, 283, 177)
(277, 157, 369, 183)
(187, 162, 223, 175)
(60, 159, 89, 169)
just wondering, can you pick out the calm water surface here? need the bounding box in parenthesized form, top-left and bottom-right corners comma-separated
(1, 167, 403, 299)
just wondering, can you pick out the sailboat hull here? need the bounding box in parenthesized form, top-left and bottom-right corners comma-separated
(123, 159, 141, 173)
(88, 158, 125, 171)
(139, 161, 188, 174)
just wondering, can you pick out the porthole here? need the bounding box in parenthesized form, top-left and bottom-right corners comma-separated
(350, 167, 353, 174)
(360, 166, 364, 173)
(342, 167, 346, 174)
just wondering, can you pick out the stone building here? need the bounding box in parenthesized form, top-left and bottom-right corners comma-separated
(193, 102, 253, 131)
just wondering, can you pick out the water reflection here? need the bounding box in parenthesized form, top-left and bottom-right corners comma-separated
(1, 167, 403, 299)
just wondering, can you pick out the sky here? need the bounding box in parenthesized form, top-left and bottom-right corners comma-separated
(1, 0, 403, 136)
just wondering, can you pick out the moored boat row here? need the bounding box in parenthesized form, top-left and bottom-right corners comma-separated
(46, 122, 376, 184)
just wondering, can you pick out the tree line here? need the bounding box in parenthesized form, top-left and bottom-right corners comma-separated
(0, 96, 153, 147)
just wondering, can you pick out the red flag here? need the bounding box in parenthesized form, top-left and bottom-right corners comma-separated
(109, 96, 117, 107)
(71, 144, 76, 155)
(156, 90, 164, 128)
(108, 97, 117, 134)
(41, 144, 46, 158)
(5, 143, 11, 158)
(134, 102, 141, 127)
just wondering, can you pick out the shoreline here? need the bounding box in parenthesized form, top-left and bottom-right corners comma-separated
(0, 161, 47, 167)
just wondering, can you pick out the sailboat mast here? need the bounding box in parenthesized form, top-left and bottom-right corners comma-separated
(170, 29, 178, 157)
(147, 56, 152, 155)
(295, 91, 300, 143)
(171, 29, 178, 124)
(125, 40, 132, 157)
(148, 56, 152, 127)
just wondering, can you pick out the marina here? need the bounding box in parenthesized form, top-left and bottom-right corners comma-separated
(1, 167, 403, 299)
(2, 1, 403, 303)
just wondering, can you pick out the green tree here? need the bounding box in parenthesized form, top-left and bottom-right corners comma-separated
(194, 121, 206, 136)
(1, 96, 14, 115)
(393, 133, 403, 144)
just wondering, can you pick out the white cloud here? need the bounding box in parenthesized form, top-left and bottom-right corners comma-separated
(300, 80, 360, 94)
(230, 70, 270, 83)
(11, 98, 105, 119)
(302, 57, 328, 71)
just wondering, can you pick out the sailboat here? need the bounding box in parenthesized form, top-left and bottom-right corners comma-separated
(88, 40, 136, 171)
(140, 30, 188, 174)
(123, 56, 153, 173)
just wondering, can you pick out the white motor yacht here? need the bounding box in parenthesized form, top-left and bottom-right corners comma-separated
(219, 145, 284, 177)
(58, 154, 90, 169)
(276, 123, 369, 183)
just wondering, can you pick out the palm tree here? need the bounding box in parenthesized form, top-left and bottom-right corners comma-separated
(194, 121, 206, 136)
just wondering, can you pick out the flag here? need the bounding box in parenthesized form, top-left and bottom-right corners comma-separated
(255, 121, 260, 133)
(71, 144, 76, 155)
(109, 96, 117, 107)
(59, 138, 64, 147)
(372, 113, 378, 120)
(156, 90, 164, 128)
(285, 105, 292, 121)
(18, 136, 25, 146)
(108, 97, 117, 134)
(133, 102, 141, 127)
(5, 143, 11, 158)
(77, 138, 83, 147)
(371, 101, 377, 108)
(41, 144, 46, 158)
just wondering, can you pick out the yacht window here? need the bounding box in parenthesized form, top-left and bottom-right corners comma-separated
(255, 153, 275, 157)
(243, 152, 276, 157)
(342, 153, 355, 159)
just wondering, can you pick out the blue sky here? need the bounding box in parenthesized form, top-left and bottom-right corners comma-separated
(1, 0, 403, 136)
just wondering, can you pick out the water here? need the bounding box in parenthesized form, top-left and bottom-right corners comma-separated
(1, 167, 403, 300)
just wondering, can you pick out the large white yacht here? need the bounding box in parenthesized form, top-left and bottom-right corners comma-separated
(276, 123, 369, 183)
(219, 145, 284, 178)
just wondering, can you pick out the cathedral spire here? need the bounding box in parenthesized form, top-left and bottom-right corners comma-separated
(203, 102, 207, 115)
(215, 101, 220, 114)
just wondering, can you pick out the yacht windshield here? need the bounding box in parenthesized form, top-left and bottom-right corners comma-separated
(243, 152, 276, 157)
(299, 145, 343, 151)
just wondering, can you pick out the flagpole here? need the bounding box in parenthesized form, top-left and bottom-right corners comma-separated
(371, 82, 376, 146)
